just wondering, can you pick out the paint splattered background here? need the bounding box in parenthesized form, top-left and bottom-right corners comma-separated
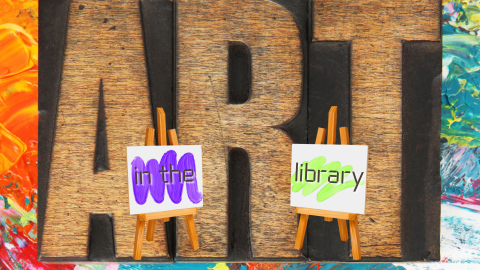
(442, 0, 480, 263)
(0, 0, 478, 269)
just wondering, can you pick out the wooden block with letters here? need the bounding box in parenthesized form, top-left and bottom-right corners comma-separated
(38, 0, 441, 262)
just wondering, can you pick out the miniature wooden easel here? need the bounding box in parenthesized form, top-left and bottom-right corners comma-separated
(133, 108, 199, 260)
(294, 106, 361, 260)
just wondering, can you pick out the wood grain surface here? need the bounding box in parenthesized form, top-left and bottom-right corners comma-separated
(41, 0, 169, 259)
(312, 0, 440, 257)
(176, 0, 303, 259)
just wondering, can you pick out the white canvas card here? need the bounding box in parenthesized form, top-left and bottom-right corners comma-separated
(290, 144, 368, 214)
(127, 145, 203, 215)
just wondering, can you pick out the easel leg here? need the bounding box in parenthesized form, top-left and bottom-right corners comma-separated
(133, 216, 146, 260)
(349, 215, 361, 260)
(294, 214, 309, 250)
(185, 214, 199, 250)
(338, 219, 348, 241)
(146, 220, 156, 241)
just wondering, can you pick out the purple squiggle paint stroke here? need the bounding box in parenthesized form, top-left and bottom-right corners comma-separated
(178, 152, 203, 204)
(147, 158, 165, 203)
(132, 150, 201, 205)
(131, 156, 149, 205)
(161, 150, 184, 204)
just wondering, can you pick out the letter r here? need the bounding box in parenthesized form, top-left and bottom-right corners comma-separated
(176, 0, 302, 258)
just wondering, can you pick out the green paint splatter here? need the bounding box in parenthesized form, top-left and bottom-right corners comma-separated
(291, 156, 364, 203)
(0, 196, 37, 227)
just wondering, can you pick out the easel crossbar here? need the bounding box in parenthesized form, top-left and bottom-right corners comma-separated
(138, 208, 198, 221)
(296, 207, 357, 221)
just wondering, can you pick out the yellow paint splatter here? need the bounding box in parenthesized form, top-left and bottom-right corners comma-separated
(447, 110, 462, 129)
(208, 263, 230, 270)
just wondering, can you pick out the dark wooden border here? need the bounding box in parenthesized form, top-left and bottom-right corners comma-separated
(37, 0, 71, 260)
(401, 41, 441, 261)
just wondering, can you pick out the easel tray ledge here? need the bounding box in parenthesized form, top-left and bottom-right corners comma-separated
(296, 207, 358, 221)
(138, 208, 199, 221)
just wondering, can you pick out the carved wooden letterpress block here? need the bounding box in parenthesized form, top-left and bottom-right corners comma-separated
(38, 0, 441, 262)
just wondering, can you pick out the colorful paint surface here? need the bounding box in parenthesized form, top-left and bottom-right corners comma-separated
(1, 1, 43, 269)
(0, 0, 477, 268)
(441, 0, 480, 263)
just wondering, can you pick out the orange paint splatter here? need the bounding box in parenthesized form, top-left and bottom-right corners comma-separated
(0, 0, 38, 40)
(0, 24, 37, 78)
(0, 22, 38, 213)
(0, 1, 72, 269)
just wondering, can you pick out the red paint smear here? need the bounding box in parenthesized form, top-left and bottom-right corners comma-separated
(442, 194, 480, 205)
(0, 224, 74, 270)
(442, 194, 480, 212)
(473, 179, 480, 193)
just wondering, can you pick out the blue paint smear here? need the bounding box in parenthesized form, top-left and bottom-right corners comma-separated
(118, 263, 218, 270)
(441, 2, 480, 146)
(1, 195, 11, 209)
(278, 263, 404, 270)
(440, 139, 480, 198)
(117, 263, 406, 270)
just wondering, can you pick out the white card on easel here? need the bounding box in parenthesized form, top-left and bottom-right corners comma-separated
(290, 144, 368, 214)
(127, 145, 203, 215)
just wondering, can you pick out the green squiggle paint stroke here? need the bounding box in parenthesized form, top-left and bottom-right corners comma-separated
(291, 156, 365, 202)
